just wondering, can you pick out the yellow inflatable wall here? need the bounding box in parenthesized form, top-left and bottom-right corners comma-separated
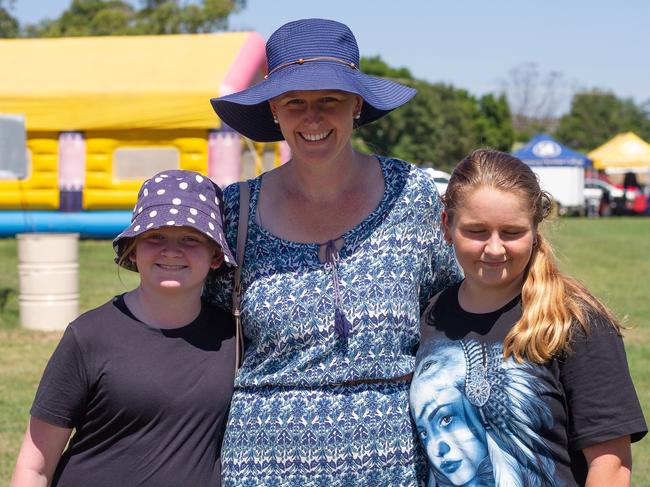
(0, 133, 59, 210)
(84, 130, 208, 210)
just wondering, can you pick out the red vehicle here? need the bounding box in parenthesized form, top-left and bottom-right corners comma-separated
(584, 177, 647, 216)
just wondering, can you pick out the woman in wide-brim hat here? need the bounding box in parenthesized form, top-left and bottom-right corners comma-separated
(205, 18, 462, 485)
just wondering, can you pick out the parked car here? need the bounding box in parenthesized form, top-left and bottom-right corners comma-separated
(422, 168, 451, 195)
(584, 178, 647, 216)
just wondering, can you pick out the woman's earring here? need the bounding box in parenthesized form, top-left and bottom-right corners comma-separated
(353, 112, 361, 120)
(272, 116, 279, 124)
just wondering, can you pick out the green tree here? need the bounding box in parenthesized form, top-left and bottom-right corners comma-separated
(25, 1, 135, 37)
(24, 0, 245, 37)
(361, 55, 414, 81)
(356, 81, 483, 170)
(474, 93, 515, 152)
(355, 56, 514, 170)
(0, 0, 18, 38)
(555, 90, 650, 152)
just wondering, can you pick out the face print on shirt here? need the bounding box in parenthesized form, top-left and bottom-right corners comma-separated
(410, 338, 559, 487)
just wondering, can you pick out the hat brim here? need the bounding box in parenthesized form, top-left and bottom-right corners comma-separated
(211, 62, 416, 142)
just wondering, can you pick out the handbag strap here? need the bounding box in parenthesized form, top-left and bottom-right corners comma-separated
(232, 181, 250, 373)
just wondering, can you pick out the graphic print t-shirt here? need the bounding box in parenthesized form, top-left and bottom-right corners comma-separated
(410, 283, 646, 487)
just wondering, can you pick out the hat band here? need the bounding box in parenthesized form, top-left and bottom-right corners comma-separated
(264, 56, 357, 79)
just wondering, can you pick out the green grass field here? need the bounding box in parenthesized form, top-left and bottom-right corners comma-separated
(0, 218, 648, 483)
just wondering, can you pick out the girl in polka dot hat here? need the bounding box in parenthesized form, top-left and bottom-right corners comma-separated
(12, 169, 238, 487)
(113, 169, 236, 271)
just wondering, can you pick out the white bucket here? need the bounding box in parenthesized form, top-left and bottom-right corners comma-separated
(19, 263, 79, 295)
(19, 294, 80, 332)
(17, 233, 80, 331)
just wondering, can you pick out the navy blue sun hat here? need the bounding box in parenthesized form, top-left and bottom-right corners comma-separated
(211, 18, 417, 142)
(113, 170, 236, 272)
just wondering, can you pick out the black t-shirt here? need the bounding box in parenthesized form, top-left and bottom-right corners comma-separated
(410, 283, 647, 487)
(31, 295, 236, 487)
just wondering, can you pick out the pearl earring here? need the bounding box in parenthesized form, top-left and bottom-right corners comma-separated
(273, 116, 279, 124)
(354, 113, 361, 120)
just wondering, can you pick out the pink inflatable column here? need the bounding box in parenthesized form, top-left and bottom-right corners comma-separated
(58, 131, 86, 211)
(208, 127, 242, 188)
(279, 141, 291, 165)
(210, 32, 265, 187)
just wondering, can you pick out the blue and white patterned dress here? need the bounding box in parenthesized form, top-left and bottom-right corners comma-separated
(204, 156, 462, 486)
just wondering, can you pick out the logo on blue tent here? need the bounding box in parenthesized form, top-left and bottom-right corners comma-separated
(532, 140, 562, 158)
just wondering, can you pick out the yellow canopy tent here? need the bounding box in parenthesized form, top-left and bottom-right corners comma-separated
(0, 32, 266, 131)
(588, 132, 650, 171)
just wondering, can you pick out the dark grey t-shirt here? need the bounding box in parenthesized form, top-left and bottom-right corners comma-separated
(31, 295, 236, 487)
(410, 283, 646, 487)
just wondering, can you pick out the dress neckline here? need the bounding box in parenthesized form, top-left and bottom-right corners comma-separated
(247, 155, 394, 252)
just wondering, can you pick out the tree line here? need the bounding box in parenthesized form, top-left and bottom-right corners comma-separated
(2, 0, 649, 171)
(0, 0, 245, 37)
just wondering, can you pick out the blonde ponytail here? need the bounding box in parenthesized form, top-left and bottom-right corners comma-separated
(504, 233, 620, 363)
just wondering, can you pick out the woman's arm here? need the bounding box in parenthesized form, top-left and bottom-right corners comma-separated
(10, 416, 72, 487)
(583, 435, 632, 487)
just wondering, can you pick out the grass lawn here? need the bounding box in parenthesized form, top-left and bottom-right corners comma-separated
(0, 218, 648, 483)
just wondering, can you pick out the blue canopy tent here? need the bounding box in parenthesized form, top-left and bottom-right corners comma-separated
(513, 134, 591, 215)
(513, 134, 591, 167)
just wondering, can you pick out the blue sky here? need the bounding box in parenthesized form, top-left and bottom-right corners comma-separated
(11, 0, 650, 113)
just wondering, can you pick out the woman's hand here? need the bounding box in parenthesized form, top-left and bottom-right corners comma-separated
(10, 416, 71, 487)
(583, 435, 632, 487)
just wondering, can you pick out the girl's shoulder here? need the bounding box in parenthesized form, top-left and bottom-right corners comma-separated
(563, 311, 623, 358)
(66, 296, 140, 342)
(68, 297, 122, 329)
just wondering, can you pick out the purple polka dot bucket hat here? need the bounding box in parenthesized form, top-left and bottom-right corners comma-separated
(113, 170, 236, 272)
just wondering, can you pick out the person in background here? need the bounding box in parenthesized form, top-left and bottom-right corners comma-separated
(411, 149, 647, 486)
(11, 170, 237, 487)
(205, 17, 462, 485)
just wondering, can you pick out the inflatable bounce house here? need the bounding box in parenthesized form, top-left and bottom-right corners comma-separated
(0, 33, 288, 237)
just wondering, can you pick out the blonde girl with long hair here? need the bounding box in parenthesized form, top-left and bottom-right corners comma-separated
(410, 149, 646, 487)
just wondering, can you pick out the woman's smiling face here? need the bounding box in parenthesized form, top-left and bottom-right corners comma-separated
(269, 89, 362, 165)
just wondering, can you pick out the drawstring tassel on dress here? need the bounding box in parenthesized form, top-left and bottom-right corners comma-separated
(325, 239, 352, 338)
(334, 308, 352, 338)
